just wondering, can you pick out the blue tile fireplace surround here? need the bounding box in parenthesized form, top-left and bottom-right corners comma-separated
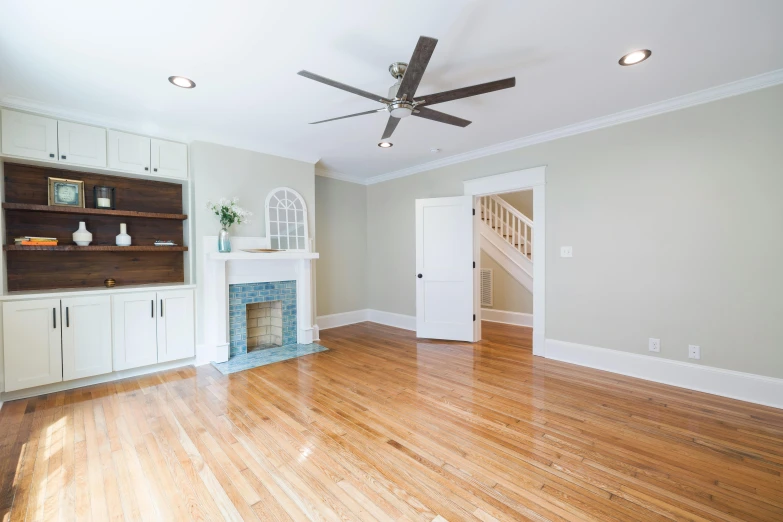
(229, 280, 297, 357)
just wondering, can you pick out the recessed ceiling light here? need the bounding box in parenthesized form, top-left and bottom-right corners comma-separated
(619, 49, 651, 66)
(168, 76, 196, 88)
(378, 142, 393, 148)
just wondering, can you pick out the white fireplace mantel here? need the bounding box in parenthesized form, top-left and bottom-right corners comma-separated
(202, 236, 319, 363)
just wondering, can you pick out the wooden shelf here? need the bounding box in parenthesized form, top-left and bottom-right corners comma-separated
(4, 245, 188, 252)
(2, 203, 187, 220)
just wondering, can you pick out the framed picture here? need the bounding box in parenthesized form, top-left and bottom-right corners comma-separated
(48, 177, 85, 208)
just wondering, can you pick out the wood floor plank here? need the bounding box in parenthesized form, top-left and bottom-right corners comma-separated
(1, 321, 782, 521)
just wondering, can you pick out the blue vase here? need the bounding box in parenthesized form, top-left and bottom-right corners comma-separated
(218, 227, 231, 253)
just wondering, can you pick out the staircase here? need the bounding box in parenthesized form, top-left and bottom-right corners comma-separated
(479, 195, 533, 293)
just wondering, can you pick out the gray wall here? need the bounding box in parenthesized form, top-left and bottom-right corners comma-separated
(499, 190, 533, 219)
(314, 176, 368, 316)
(190, 141, 316, 344)
(480, 250, 533, 314)
(366, 85, 783, 379)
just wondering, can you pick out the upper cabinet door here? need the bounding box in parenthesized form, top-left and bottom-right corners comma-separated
(1, 109, 58, 160)
(151, 139, 188, 179)
(58, 121, 107, 167)
(108, 130, 151, 174)
(61, 296, 112, 381)
(112, 292, 158, 371)
(2, 299, 62, 392)
(156, 289, 195, 363)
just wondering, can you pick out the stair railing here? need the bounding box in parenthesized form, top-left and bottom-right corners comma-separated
(479, 195, 534, 261)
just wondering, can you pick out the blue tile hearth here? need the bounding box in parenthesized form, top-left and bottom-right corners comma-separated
(229, 280, 297, 357)
(211, 343, 328, 375)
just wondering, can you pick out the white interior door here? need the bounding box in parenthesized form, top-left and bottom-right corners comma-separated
(415, 196, 475, 341)
(62, 296, 112, 381)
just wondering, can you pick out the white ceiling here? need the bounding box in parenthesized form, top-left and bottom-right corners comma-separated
(1, 0, 782, 182)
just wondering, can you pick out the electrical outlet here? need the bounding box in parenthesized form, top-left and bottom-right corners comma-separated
(648, 338, 660, 353)
(688, 345, 701, 360)
(560, 246, 573, 258)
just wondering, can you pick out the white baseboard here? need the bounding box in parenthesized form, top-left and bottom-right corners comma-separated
(546, 339, 783, 409)
(317, 309, 371, 330)
(481, 309, 533, 327)
(317, 309, 417, 332)
(0, 357, 196, 403)
(367, 309, 416, 331)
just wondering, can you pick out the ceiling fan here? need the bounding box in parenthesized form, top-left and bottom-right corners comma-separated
(298, 36, 516, 141)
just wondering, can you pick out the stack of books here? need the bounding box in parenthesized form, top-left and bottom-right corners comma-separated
(15, 236, 58, 246)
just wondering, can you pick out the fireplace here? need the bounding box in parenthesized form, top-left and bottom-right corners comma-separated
(228, 280, 297, 358)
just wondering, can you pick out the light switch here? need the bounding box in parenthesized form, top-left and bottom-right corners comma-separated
(560, 246, 573, 258)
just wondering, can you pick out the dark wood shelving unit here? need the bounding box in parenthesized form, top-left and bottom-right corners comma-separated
(2, 203, 187, 220)
(4, 245, 188, 252)
(3, 163, 188, 292)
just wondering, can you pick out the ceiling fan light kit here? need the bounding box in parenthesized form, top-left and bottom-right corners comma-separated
(298, 36, 516, 143)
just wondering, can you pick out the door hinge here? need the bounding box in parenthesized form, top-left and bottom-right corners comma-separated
(473, 314, 476, 321)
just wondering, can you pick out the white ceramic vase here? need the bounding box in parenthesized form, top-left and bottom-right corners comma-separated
(116, 223, 132, 246)
(72, 221, 92, 246)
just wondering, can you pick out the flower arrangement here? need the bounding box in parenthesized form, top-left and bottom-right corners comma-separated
(206, 197, 252, 229)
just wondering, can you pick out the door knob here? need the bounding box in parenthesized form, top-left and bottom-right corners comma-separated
(417, 274, 423, 278)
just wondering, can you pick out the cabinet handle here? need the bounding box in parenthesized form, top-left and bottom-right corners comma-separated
(61, 154, 66, 160)
(151, 300, 154, 318)
(145, 167, 149, 171)
(49, 153, 55, 158)
(160, 299, 163, 317)
(153, 168, 158, 172)
(66, 307, 69, 327)
(53, 307, 57, 329)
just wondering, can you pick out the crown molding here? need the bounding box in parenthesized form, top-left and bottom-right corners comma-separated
(364, 68, 783, 186)
(314, 166, 368, 185)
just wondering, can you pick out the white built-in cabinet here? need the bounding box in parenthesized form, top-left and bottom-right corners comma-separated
(112, 289, 194, 371)
(1, 108, 188, 179)
(2, 296, 112, 392)
(1, 109, 58, 161)
(57, 120, 107, 167)
(2, 289, 194, 393)
(107, 130, 151, 174)
(61, 296, 113, 381)
(2, 299, 62, 392)
(151, 139, 188, 179)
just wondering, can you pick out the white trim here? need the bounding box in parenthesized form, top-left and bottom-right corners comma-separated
(316, 309, 417, 332)
(367, 309, 416, 331)
(481, 309, 533, 327)
(365, 68, 783, 185)
(0, 358, 195, 402)
(317, 309, 370, 330)
(314, 167, 367, 185)
(465, 167, 546, 357)
(546, 339, 783, 410)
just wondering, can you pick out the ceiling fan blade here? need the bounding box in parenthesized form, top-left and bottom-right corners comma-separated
(397, 36, 438, 99)
(298, 70, 390, 104)
(413, 106, 471, 127)
(381, 116, 401, 140)
(309, 108, 386, 124)
(415, 77, 516, 106)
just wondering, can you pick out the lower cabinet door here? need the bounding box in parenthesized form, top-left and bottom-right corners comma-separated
(156, 289, 195, 363)
(61, 296, 112, 381)
(112, 292, 158, 371)
(2, 299, 62, 392)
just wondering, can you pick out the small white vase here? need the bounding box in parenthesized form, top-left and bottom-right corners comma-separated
(72, 221, 92, 246)
(116, 223, 132, 246)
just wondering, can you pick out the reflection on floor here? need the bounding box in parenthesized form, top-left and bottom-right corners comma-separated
(212, 342, 328, 374)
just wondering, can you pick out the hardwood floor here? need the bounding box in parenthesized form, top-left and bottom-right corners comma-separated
(1, 321, 782, 521)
